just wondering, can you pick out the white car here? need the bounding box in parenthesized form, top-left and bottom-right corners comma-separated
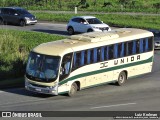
(154, 41, 160, 49)
(67, 16, 111, 35)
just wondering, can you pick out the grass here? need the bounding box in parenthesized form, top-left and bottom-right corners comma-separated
(0, 29, 65, 82)
(34, 12, 160, 30)
(1, 0, 160, 13)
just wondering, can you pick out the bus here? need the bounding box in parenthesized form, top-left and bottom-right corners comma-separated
(25, 28, 154, 96)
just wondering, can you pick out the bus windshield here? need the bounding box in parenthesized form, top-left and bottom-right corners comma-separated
(26, 52, 60, 82)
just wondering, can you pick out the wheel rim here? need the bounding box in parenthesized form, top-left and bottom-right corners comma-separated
(119, 74, 125, 83)
(70, 85, 76, 95)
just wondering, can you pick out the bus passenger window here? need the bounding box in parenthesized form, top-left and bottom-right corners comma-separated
(87, 49, 91, 64)
(84, 50, 88, 65)
(144, 38, 149, 52)
(136, 40, 140, 54)
(108, 45, 114, 59)
(101, 46, 105, 61)
(148, 37, 153, 51)
(114, 44, 118, 59)
(90, 49, 94, 64)
(93, 48, 97, 63)
(73, 52, 81, 70)
(140, 39, 144, 53)
(80, 51, 85, 66)
(104, 46, 108, 61)
(127, 41, 133, 55)
(97, 47, 101, 62)
(87, 49, 94, 64)
(132, 41, 136, 54)
(118, 43, 125, 58)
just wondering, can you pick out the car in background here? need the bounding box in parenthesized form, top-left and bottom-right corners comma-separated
(154, 41, 160, 50)
(149, 29, 160, 50)
(0, 7, 37, 26)
(67, 16, 111, 35)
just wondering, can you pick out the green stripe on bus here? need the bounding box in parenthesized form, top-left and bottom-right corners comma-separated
(59, 56, 153, 85)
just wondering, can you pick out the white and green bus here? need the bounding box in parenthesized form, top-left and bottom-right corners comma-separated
(25, 28, 154, 96)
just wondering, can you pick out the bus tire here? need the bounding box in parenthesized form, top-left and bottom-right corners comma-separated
(68, 83, 77, 97)
(117, 71, 126, 86)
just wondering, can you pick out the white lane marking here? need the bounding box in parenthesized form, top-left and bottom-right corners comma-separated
(91, 103, 136, 109)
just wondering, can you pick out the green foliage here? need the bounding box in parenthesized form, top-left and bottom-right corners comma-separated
(0, 30, 64, 80)
(0, 0, 159, 13)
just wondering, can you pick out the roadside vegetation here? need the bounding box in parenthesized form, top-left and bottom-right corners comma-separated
(0, 0, 160, 13)
(34, 12, 160, 30)
(0, 29, 65, 81)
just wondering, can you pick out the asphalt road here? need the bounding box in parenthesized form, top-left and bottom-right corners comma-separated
(0, 21, 118, 36)
(0, 23, 160, 120)
(0, 22, 69, 36)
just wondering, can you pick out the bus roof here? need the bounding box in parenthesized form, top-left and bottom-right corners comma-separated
(32, 28, 153, 56)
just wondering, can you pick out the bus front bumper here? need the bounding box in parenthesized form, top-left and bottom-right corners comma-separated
(25, 81, 58, 95)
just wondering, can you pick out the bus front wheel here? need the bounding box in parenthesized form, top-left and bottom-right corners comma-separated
(117, 72, 126, 86)
(68, 83, 77, 97)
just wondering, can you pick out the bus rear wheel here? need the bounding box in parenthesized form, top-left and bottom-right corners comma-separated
(117, 71, 126, 86)
(68, 83, 77, 97)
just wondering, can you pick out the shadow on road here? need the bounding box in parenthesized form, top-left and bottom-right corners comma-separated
(0, 87, 57, 98)
(32, 29, 69, 36)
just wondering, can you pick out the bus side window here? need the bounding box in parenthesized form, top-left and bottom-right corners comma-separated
(148, 37, 153, 51)
(73, 52, 81, 70)
(118, 43, 125, 58)
(132, 41, 136, 54)
(87, 49, 91, 64)
(127, 41, 133, 56)
(104, 46, 108, 61)
(101, 46, 105, 61)
(84, 50, 88, 65)
(97, 47, 101, 62)
(108, 45, 114, 60)
(80, 50, 85, 66)
(140, 39, 144, 53)
(136, 40, 140, 54)
(93, 48, 97, 63)
(87, 49, 94, 64)
(114, 44, 118, 59)
(144, 38, 149, 52)
(90, 49, 94, 63)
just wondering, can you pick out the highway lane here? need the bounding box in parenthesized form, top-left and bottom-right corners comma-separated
(0, 51, 160, 113)
(0, 22, 69, 36)
(0, 22, 117, 36)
